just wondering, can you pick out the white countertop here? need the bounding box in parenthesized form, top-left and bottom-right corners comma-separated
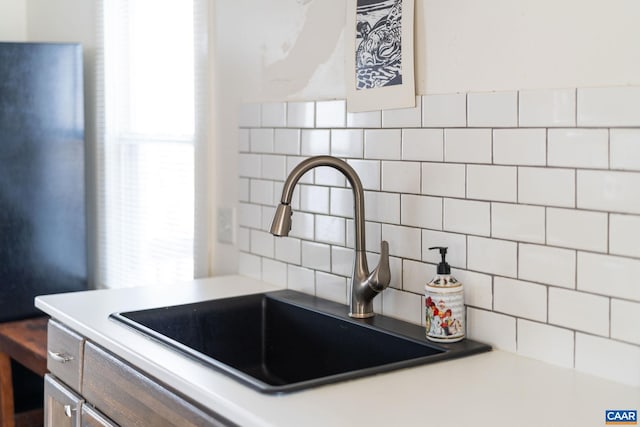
(36, 275, 640, 427)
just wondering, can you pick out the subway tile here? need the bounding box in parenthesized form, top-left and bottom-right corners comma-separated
(364, 129, 402, 159)
(250, 229, 274, 258)
(452, 268, 493, 310)
(467, 236, 517, 277)
(331, 246, 354, 277)
(575, 333, 640, 387)
(249, 128, 274, 153)
(493, 129, 546, 166)
(331, 129, 363, 158)
(315, 272, 348, 304)
(517, 320, 574, 369)
(275, 237, 301, 265)
(262, 258, 287, 286)
(238, 153, 261, 178)
(330, 187, 353, 218)
(237, 227, 250, 252)
(261, 102, 286, 127)
(577, 252, 640, 301)
(314, 166, 346, 187)
(347, 221, 382, 253)
(467, 165, 517, 202)
(301, 241, 331, 272)
(401, 194, 442, 230)
(289, 211, 314, 240)
(467, 91, 517, 127)
(519, 243, 576, 289)
(347, 110, 381, 128)
(382, 161, 421, 193)
(494, 277, 547, 322)
(421, 163, 466, 198)
(382, 97, 422, 128)
(518, 88, 576, 127)
(301, 129, 330, 156)
(577, 170, 640, 214)
(364, 191, 400, 223)
(382, 224, 422, 260)
(381, 287, 422, 325)
(274, 129, 300, 155)
(491, 203, 545, 244)
(610, 129, 640, 171)
(316, 100, 346, 128)
(402, 129, 444, 161)
(261, 206, 276, 231)
(315, 214, 346, 245)
(238, 103, 261, 127)
(237, 253, 261, 280)
(577, 86, 640, 127)
(403, 259, 435, 294)
(388, 256, 403, 290)
(444, 129, 492, 164)
(548, 288, 609, 336)
(249, 179, 274, 205)
(347, 159, 380, 190)
(238, 178, 249, 202)
(422, 93, 466, 127)
(238, 128, 250, 152)
(611, 299, 640, 345)
(300, 185, 329, 214)
(443, 198, 490, 236)
(548, 129, 608, 169)
(546, 208, 607, 252)
(238, 202, 261, 228)
(422, 230, 467, 269)
(286, 156, 313, 184)
(261, 154, 286, 181)
(518, 167, 575, 208)
(610, 214, 640, 258)
(287, 265, 315, 295)
(467, 308, 516, 352)
(286, 101, 315, 128)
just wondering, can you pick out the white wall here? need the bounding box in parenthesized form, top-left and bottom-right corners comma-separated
(0, 1, 27, 40)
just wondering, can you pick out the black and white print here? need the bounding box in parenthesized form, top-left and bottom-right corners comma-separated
(355, 0, 403, 90)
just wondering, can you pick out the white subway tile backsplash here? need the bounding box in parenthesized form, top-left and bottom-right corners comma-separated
(331, 246, 353, 277)
(274, 129, 300, 155)
(315, 214, 346, 245)
(577, 252, 640, 301)
(261, 155, 286, 181)
(421, 162, 466, 198)
(548, 129, 608, 169)
(261, 102, 286, 127)
(467, 308, 516, 352)
(347, 110, 381, 128)
(518, 167, 575, 208)
(237, 227, 250, 252)
(467, 165, 517, 203)
(330, 187, 353, 218)
(609, 214, 640, 258)
(261, 206, 276, 231)
(238, 129, 250, 152)
(316, 100, 346, 128)
(238, 103, 261, 128)
(493, 129, 546, 166)
(238, 253, 261, 280)
(611, 299, 640, 345)
(262, 258, 287, 286)
(250, 230, 274, 258)
(286, 157, 313, 185)
(577, 170, 640, 214)
(238, 178, 249, 202)
(331, 129, 363, 158)
(287, 101, 315, 128)
(517, 320, 574, 368)
(575, 333, 640, 387)
(382, 224, 422, 260)
(467, 91, 518, 127)
(403, 259, 435, 294)
(382, 287, 422, 324)
(610, 129, 640, 171)
(364, 191, 400, 223)
(467, 236, 517, 277)
(315, 272, 347, 304)
(577, 86, 640, 127)
(314, 166, 346, 187)
(289, 211, 314, 240)
(546, 208, 608, 252)
(347, 159, 380, 190)
(494, 277, 547, 322)
(402, 129, 444, 162)
(301, 241, 331, 272)
(382, 97, 422, 128)
(301, 129, 330, 156)
(401, 194, 442, 230)
(518, 244, 576, 289)
(518, 89, 576, 127)
(422, 230, 467, 269)
(300, 185, 329, 214)
(238, 153, 262, 178)
(250, 128, 274, 153)
(548, 288, 609, 336)
(238, 202, 261, 229)
(275, 237, 301, 265)
(444, 129, 492, 164)
(491, 203, 545, 244)
(443, 198, 490, 236)
(422, 93, 466, 128)
(382, 161, 421, 193)
(287, 265, 315, 294)
(249, 179, 274, 205)
(346, 221, 382, 253)
(364, 129, 402, 159)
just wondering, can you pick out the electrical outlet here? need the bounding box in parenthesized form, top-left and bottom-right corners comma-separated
(217, 207, 235, 244)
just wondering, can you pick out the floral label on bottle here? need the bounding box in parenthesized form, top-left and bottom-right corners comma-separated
(425, 291, 465, 342)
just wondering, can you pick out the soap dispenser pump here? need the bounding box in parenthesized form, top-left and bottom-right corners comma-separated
(425, 247, 465, 342)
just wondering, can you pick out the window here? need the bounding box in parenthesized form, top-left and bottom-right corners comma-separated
(96, 0, 208, 288)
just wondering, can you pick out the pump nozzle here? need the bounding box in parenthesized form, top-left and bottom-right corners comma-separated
(429, 246, 451, 275)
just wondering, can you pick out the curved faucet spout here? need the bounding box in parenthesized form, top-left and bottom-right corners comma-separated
(270, 155, 391, 318)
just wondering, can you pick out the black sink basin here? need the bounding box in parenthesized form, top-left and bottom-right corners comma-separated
(110, 290, 490, 393)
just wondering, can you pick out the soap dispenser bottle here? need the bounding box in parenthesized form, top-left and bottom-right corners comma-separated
(425, 247, 465, 342)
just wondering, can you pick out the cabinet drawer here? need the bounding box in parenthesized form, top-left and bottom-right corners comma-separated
(44, 374, 83, 427)
(47, 320, 84, 392)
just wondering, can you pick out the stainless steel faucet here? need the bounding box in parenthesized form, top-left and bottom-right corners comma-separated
(270, 155, 391, 318)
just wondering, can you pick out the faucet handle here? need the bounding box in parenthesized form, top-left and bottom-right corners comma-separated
(369, 241, 391, 293)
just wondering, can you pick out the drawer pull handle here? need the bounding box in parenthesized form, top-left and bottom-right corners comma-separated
(64, 404, 76, 418)
(48, 350, 74, 364)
